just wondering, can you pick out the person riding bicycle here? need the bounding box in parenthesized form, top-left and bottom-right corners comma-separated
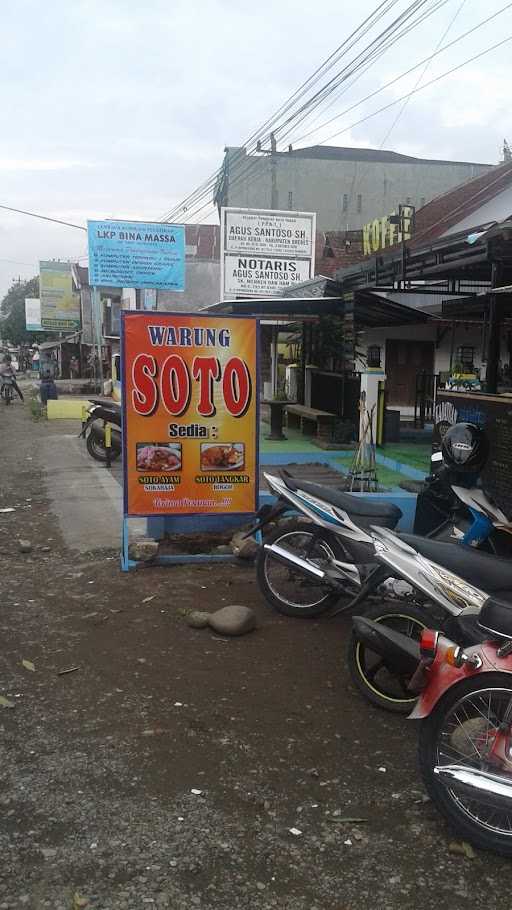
(0, 355, 24, 401)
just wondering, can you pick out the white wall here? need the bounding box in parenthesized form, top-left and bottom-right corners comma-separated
(361, 322, 486, 374)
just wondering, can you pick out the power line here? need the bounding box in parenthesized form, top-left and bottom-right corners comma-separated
(158, 0, 434, 223)
(165, 0, 454, 224)
(176, 28, 512, 228)
(320, 33, 512, 145)
(0, 203, 86, 231)
(292, 1, 512, 144)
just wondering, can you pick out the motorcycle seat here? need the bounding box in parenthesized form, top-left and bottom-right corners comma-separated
(401, 534, 512, 598)
(479, 596, 512, 639)
(282, 478, 402, 530)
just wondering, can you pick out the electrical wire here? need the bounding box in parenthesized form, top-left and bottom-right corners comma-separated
(158, 0, 403, 221)
(178, 30, 512, 227)
(163, 0, 454, 225)
(158, 0, 440, 223)
(0, 203, 86, 231)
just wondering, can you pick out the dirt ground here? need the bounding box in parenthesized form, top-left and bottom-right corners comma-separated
(2, 402, 512, 910)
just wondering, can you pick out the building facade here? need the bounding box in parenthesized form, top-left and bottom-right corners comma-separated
(214, 145, 493, 232)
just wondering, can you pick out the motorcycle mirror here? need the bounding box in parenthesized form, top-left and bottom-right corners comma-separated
(431, 452, 443, 463)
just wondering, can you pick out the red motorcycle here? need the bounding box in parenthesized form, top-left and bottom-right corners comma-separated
(354, 598, 512, 855)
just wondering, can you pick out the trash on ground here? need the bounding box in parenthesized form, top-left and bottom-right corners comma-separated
(0, 695, 15, 709)
(289, 827, 302, 837)
(22, 659, 36, 672)
(57, 666, 81, 676)
(449, 841, 476, 859)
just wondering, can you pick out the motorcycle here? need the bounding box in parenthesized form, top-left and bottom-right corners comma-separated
(353, 601, 512, 856)
(79, 399, 122, 462)
(252, 468, 512, 711)
(0, 375, 16, 405)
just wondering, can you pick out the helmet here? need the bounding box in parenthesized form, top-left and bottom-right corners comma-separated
(441, 422, 489, 474)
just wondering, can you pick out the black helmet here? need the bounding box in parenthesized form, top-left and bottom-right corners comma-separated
(441, 422, 489, 474)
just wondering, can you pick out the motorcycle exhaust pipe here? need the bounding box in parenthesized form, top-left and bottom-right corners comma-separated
(352, 616, 421, 675)
(434, 764, 512, 810)
(263, 543, 327, 580)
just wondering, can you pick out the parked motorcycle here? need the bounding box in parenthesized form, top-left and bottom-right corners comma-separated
(0, 375, 16, 405)
(79, 399, 122, 462)
(353, 603, 512, 856)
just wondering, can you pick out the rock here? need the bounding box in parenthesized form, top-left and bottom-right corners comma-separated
(186, 611, 210, 629)
(128, 538, 159, 562)
(231, 529, 259, 561)
(41, 847, 57, 860)
(18, 539, 32, 554)
(208, 605, 256, 637)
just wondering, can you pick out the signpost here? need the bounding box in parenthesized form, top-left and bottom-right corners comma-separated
(120, 311, 259, 568)
(220, 207, 316, 300)
(39, 261, 81, 330)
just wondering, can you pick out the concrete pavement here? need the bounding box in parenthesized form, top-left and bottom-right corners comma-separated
(38, 421, 146, 553)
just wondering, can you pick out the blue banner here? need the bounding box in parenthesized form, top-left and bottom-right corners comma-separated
(87, 220, 185, 291)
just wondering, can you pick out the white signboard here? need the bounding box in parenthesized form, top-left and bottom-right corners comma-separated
(221, 207, 316, 300)
(25, 298, 42, 332)
(223, 255, 312, 298)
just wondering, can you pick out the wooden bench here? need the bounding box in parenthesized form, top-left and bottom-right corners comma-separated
(285, 404, 336, 442)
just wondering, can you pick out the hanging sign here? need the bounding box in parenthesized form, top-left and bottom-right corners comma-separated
(220, 207, 316, 300)
(87, 220, 185, 291)
(39, 261, 81, 330)
(121, 312, 259, 517)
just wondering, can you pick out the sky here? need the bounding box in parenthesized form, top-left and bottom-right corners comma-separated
(0, 0, 510, 299)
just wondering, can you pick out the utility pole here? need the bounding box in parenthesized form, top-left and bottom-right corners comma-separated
(270, 132, 278, 210)
(256, 133, 278, 210)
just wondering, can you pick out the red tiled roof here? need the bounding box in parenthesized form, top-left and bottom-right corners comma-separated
(412, 161, 512, 246)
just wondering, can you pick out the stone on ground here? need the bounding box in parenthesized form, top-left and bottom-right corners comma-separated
(208, 604, 256, 636)
(186, 610, 210, 629)
(18, 539, 32, 553)
(128, 538, 159, 561)
(231, 528, 259, 561)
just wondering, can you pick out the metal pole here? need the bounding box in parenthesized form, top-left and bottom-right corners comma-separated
(92, 287, 104, 393)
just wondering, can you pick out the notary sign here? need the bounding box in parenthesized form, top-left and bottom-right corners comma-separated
(87, 219, 185, 291)
(220, 207, 316, 300)
(121, 312, 258, 517)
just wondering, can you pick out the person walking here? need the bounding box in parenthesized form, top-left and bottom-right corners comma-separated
(69, 354, 79, 380)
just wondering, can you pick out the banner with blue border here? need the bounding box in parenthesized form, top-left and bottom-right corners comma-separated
(87, 219, 185, 290)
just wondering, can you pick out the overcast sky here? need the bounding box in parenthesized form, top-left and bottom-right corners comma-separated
(0, 0, 510, 298)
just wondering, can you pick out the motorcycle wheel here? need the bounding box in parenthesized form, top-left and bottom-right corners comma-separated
(86, 430, 121, 463)
(347, 600, 431, 713)
(419, 673, 512, 856)
(256, 520, 351, 618)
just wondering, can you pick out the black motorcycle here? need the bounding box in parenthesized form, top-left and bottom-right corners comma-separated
(79, 399, 122, 462)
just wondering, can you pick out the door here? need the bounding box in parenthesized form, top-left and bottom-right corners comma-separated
(385, 339, 434, 406)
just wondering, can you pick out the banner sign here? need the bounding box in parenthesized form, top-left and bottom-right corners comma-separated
(220, 207, 316, 300)
(39, 261, 81, 330)
(121, 312, 258, 517)
(25, 297, 42, 332)
(87, 220, 185, 291)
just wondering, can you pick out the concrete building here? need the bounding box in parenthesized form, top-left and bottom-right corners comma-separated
(214, 145, 493, 231)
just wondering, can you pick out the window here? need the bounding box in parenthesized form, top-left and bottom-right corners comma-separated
(456, 346, 475, 369)
(356, 194, 362, 213)
(288, 191, 293, 209)
(367, 345, 381, 368)
(342, 193, 348, 212)
(406, 196, 412, 205)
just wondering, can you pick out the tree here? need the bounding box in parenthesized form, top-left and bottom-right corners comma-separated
(0, 276, 50, 346)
